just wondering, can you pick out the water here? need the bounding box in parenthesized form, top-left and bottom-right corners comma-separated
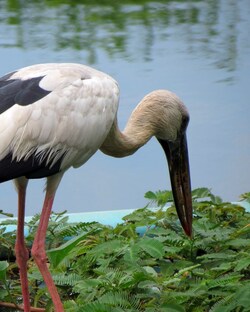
(0, 0, 250, 218)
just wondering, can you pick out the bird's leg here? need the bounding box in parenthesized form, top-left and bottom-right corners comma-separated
(14, 177, 30, 311)
(31, 173, 64, 312)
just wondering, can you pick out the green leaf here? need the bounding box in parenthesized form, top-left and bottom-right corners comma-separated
(90, 239, 124, 255)
(47, 231, 89, 267)
(192, 187, 211, 199)
(197, 252, 236, 261)
(206, 274, 243, 290)
(0, 211, 14, 218)
(226, 238, 250, 248)
(234, 257, 250, 271)
(160, 303, 185, 312)
(174, 264, 201, 277)
(234, 284, 250, 308)
(144, 190, 173, 207)
(123, 244, 140, 263)
(137, 238, 164, 259)
(143, 266, 158, 277)
(74, 279, 102, 293)
(0, 261, 8, 281)
(144, 191, 157, 200)
(239, 192, 250, 203)
(210, 194, 222, 205)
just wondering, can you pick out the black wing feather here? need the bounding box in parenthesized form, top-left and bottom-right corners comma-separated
(0, 152, 64, 183)
(0, 73, 51, 114)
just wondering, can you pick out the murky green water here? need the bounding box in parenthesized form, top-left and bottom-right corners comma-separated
(0, 0, 250, 217)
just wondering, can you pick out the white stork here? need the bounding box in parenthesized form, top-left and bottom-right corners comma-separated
(0, 63, 192, 311)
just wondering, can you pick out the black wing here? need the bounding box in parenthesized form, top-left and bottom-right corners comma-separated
(0, 72, 51, 114)
(0, 151, 64, 183)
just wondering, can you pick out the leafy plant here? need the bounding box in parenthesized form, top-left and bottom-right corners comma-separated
(0, 188, 250, 311)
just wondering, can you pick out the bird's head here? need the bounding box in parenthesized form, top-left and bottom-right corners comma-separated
(137, 90, 193, 237)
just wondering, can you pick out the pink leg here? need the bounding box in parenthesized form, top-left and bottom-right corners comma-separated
(14, 177, 31, 312)
(31, 173, 64, 312)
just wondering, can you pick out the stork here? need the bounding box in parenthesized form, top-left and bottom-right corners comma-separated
(0, 63, 192, 311)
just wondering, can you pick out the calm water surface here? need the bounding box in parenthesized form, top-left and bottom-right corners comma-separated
(0, 0, 250, 217)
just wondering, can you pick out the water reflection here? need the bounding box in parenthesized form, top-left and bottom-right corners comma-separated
(0, 0, 244, 76)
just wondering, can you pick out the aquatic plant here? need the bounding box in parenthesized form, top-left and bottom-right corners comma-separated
(0, 188, 250, 311)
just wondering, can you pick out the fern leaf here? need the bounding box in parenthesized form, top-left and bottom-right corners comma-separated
(137, 238, 164, 259)
(52, 273, 81, 286)
(98, 291, 141, 309)
(206, 274, 243, 290)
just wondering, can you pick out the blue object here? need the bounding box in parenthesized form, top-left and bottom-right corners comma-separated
(0, 209, 138, 236)
(1, 202, 249, 235)
(232, 201, 250, 212)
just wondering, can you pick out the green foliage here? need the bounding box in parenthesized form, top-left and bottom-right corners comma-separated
(0, 187, 250, 311)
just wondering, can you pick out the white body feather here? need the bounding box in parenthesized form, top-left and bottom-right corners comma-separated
(0, 63, 119, 172)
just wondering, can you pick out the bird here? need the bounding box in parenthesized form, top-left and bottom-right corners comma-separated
(0, 63, 192, 312)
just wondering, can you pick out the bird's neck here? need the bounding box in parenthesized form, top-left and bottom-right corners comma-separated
(100, 115, 152, 158)
(100, 89, 184, 158)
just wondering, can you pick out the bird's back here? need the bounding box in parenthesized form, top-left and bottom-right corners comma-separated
(0, 63, 119, 182)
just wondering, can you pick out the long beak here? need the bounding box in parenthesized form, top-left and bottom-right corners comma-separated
(158, 133, 192, 237)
